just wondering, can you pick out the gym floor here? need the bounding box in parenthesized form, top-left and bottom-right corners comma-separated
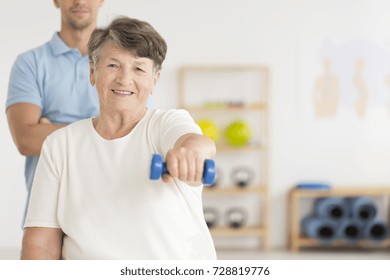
(217, 248, 389, 260)
(1, 247, 388, 260)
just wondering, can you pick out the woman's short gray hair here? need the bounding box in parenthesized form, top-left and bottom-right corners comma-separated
(88, 16, 167, 71)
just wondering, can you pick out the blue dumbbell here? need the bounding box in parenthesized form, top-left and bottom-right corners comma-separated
(149, 154, 216, 186)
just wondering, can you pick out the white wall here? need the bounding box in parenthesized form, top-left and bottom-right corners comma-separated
(2, 0, 390, 251)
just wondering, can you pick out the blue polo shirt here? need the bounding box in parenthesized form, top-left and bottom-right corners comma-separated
(6, 33, 100, 219)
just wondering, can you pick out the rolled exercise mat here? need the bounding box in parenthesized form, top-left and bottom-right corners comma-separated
(363, 219, 389, 242)
(314, 197, 348, 221)
(337, 219, 363, 243)
(301, 216, 338, 244)
(347, 196, 377, 223)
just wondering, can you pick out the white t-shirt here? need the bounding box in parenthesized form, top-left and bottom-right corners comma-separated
(25, 109, 217, 260)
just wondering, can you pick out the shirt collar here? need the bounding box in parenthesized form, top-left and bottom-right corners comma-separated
(49, 32, 77, 56)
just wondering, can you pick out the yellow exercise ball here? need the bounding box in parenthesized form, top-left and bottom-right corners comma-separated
(196, 119, 219, 142)
(224, 120, 252, 147)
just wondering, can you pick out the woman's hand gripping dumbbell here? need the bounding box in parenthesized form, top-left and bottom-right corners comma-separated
(150, 152, 216, 186)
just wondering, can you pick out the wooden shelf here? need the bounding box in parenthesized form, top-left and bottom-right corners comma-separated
(179, 65, 268, 72)
(210, 226, 266, 236)
(182, 103, 267, 112)
(178, 65, 270, 251)
(291, 187, 390, 198)
(289, 187, 390, 252)
(216, 143, 264, 152)
(297, 236, 390, 248)
(203, 186, 267, 195)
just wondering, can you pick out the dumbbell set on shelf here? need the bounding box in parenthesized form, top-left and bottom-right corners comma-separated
(205, 166, 255, 188)
(301, 196, 390, 244)
(203, 207, 248, 229)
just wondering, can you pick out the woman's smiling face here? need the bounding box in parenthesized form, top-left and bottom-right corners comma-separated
(90, 41, 160, 115)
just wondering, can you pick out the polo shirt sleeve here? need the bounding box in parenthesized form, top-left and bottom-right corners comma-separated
(24, 139, 60, 229)
(6, 53, 43, 111)
(158, 109, 202, 156)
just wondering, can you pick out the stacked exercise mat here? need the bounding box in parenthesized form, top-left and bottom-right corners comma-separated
(301, 196, 389, 244)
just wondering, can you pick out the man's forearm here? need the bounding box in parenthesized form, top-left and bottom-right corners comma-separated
(12, 122, 65, 157)
(6, 103, 67, 157)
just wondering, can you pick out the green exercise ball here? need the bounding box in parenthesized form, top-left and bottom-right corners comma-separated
(225, 120, 252, 147)
(196, 119, 219, 142)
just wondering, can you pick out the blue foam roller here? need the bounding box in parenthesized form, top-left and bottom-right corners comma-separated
(363, 219, 389, 242)
(314, 197, 348, 221)
(347, 196, 377, 223)
(301, 216, 338, 244)
(296, 182, 331, 190)
(337, 219, 363, 243)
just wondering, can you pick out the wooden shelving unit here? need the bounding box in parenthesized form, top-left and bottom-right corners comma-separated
(178, 65, 270, 250)
(215, 143, 265, 152)
(204, 186, 267, 195)
(210, 226, 266, 236)
(289, 187, 390, 252)
(184, 103, 267, 112)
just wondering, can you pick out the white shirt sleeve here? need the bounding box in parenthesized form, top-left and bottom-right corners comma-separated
(157, 109, 202, 156)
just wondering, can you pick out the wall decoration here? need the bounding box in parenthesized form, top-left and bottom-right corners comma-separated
(294, 37, 390, 186)
(298, 37, 390, 119)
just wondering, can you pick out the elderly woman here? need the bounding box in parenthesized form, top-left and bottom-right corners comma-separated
(21, 16, 217, 260)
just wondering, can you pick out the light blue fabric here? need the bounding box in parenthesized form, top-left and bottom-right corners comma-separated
(6, 33, 100, 221)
